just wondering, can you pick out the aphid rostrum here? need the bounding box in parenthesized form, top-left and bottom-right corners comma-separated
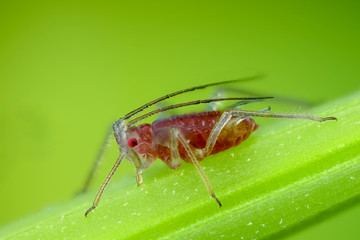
(84, 78, 336, 216)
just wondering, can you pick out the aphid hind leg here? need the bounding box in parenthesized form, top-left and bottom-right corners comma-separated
(229, 110, 337, 122)
(174, 129, 222, 207)
(200, 111, 233, 158)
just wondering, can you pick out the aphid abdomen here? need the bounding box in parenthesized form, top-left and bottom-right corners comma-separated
(152, 111, 221, 168)
(209, 117, 258, 155)
(152, 111, 258, 166)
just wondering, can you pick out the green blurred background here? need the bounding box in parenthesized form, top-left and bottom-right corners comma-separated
(0, 0, 359, 238)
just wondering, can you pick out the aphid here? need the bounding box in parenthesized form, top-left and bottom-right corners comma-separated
(84, 77, 336, 216)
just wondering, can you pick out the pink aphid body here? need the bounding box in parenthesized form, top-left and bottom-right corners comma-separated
(125, 111, 258, 170)
(84, 77, 336, 217)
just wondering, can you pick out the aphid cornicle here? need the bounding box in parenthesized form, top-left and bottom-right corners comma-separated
(84, 77, 336, 216)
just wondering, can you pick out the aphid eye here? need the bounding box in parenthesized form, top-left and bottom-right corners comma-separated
(128, 138, 138, 148)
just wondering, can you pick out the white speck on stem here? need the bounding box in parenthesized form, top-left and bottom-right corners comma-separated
(350, 176, 355, 180)
(118, 221, 122, 224)
(279, 219, 283, 224)
(305, 193, 309, 197)
(297, 136, 302, 140)
(36, 225, 40, 229)
(307, 204, 310, 209)
(72, 221, 76, 225)
(269, 208, 274, 211)
(163, 188, 167, 193)
(103, 215, 108, 219)
(61, 226, 66, 232)
(173, 182, 178, 185)
(247, 222, 253, 226)
(172, 190, 176, 195)
(60, 215, 64, 221)
(231, 153, 235, 158)
(226, 170, 230, 173)
(247, 158, 251, 162)
(195, 188, 198, 192)
(123, 202, 128, 207)
(261, 224, 265, 227)
(186, 196, 190, 201)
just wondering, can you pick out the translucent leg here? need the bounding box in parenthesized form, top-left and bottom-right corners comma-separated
(200, 111, 232, 158)
(175, 129, 222, 207)
(169, 128, 182, 169)
(85, 152, 126, 216)
(136, 169, 143, 186)
(229, 110, 337, 122)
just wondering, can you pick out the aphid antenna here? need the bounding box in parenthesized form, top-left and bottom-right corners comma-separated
(126, 97, 274, 127)
(123, 75, 264, 121)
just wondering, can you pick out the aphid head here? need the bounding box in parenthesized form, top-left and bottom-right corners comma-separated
(125, 124, 157, 169)
(113, 119, 128, 151)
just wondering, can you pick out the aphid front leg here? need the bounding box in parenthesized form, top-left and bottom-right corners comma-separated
(85, 152, 126, 217)
(174, 129, 222, 207)
(136, 169, 143, 186)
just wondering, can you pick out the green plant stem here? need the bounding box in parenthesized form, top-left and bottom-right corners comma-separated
(1, 91, 359, 240)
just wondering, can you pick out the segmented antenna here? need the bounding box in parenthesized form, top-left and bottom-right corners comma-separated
(127, 97, 273, 126)
(123, 75, 263, 121)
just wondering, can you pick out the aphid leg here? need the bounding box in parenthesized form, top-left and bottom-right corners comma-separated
(229, 110, 337, 122)
(136, 169, 143, 186)
(169, 128, 182, 169)
(174, 129, 222, 207)
(201, 111, 233, 157)
(85, 152, 126, 217)
(82, 127, 113, 193)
